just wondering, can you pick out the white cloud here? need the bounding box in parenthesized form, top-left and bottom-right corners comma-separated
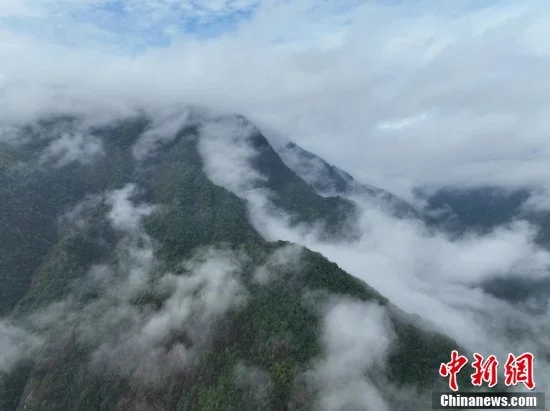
(0, 0, 39, 18)
(131, 108, 193, 160)
(197, 115, 267, 195)
(193, 114, 550, 404)
(106, 184, 157, 232)
(307, 299, 394, 411)
(18, 178, 255, 388)
(253, 244, 304, 285)
(0, 126, 23, 145)
(0, 320, 43, 373)
(233, 363, 273, 407)
(39, 131, 104, 167)
(28, 230, 249, 389)
(58, 193, 103, 231)
(1, 1, 550, 201)
(90, 246, 249, 386)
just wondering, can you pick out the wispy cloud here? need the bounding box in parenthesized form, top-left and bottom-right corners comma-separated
(0, 320, 43, 373)
(307, 299, 395, 411)
(39, 131, 104, 167)
(25, 183, 251, 388)
(194, 111, 550, 406)
(0, 0, 261, 49)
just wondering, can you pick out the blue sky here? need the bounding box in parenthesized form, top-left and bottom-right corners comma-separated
(0, 0, 499, 52)
(0, 0, 264, 51)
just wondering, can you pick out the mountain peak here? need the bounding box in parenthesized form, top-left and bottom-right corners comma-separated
(0, 109, 469, 411)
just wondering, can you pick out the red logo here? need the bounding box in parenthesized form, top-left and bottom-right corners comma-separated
(504, 352, 536, 390)
(439, 351, 536, 391)
(439, 350, 469, 391)
(471, 353, 499, 388)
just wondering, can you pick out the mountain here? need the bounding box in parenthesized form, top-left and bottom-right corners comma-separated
(416, 185, 550, 309)
(273, 141, 422, 220)
(0, 110, 474, 411)
(417, 186, 533, 236)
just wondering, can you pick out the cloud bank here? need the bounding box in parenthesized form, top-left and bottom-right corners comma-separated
(2, 0, 550, 201)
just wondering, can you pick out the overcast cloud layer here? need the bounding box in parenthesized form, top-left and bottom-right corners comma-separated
(2, 0, 550, 201)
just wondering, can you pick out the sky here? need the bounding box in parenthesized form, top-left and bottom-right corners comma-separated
(2, 0, 550, 202)
(2, 2, 550, 407)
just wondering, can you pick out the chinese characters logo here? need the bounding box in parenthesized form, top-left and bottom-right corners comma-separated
(439, 350, 536, 391)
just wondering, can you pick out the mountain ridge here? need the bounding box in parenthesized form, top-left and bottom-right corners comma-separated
(0, 110, 474, 411)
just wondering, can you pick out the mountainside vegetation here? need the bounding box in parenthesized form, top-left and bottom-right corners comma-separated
(0, 113, 472, 411)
